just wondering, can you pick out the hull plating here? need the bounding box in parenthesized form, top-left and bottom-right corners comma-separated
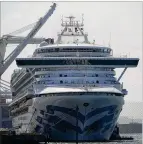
(26, 95, 124, 141)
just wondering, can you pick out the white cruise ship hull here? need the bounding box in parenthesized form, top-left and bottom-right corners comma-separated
(22, 94, 124, 141)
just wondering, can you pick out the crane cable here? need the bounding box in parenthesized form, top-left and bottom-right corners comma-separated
(5, 21, 37, 36)
(0, 21, 37, 65)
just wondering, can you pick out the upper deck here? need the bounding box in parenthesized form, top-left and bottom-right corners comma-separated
(34, 43, 112, 58)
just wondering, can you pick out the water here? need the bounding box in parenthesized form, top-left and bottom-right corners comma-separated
(45, 133, 142, 144)
(112, 133, 142, 144)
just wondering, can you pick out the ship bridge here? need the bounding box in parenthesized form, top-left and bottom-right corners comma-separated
(16, 57, 139, 68)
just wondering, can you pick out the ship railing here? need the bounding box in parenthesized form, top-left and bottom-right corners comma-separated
(42, 83, 122, 91)
(13, 76, 34, 94)
(77, 83, 121, 88)
(11, 69, 27, 84)
(111, 54, 131, 58)
(11, 72, 29, 87)
(13, 89, 34, 102)
(37, 52, 112, 57)
(10, 106, 29, 116)
(11, 69, 35, 85)
(35, 67, 115, 72)
(11, 69, 25, 80)
(11, 99, 32, 114)
(14, 80, 34, 97)
(57, 33, 84, 36)
(83, 83, 121, 90)
(61, 21, 84, 27)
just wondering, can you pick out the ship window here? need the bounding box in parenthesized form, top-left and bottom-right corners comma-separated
(60, 74, 62, 77)
(60, 80, 63, 84)
(96, 80, 99, 84)
(71, 81, 74, 84)
(96, 74, 98, 77)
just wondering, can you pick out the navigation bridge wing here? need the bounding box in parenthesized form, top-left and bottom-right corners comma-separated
(16, 57, 139, 68)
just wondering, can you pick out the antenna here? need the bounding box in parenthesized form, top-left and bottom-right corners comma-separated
(82, 14, 84, 25)
(93, 39, 95, 44)
(108, 32, 111, 47)
(61, 15, 63, 23)
(57, 14, 89, 44)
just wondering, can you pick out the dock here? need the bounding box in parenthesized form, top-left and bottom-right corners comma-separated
(0, 129, 134, 144)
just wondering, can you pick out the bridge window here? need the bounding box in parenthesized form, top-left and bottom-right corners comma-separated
(60, 80, 63, 84)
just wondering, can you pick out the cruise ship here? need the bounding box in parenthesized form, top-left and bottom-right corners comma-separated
(9, 16, 139, 141)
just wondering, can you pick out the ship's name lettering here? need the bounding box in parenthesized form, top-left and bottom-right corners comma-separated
(63, 60, 89, 65)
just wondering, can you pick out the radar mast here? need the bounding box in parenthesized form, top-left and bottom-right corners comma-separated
(56, 15, 89, 44)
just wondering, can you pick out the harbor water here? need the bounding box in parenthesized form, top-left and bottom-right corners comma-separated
(41, 133, 142, 144)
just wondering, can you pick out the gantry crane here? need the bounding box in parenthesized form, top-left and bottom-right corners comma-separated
(0, 3, 57, 99)
(0, 2, 56, 77)
(0, 35, 45, 65)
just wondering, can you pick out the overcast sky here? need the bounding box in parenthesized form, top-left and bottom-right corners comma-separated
(1, 2, 142, 118)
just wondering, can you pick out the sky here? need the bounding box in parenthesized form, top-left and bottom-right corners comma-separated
(0, 2, 142, 118)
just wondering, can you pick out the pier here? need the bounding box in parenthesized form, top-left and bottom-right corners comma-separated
(0, 128, 134, 144)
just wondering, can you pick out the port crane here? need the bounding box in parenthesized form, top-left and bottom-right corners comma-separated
(0, 35, 45, 67)
(0, 3, 57, 99)
(0, 3, 56, 76)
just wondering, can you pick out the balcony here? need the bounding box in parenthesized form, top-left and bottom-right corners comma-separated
(11, 89, 34, 106)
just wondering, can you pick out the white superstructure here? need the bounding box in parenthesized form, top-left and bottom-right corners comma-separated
(9, 15, 139, 141)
